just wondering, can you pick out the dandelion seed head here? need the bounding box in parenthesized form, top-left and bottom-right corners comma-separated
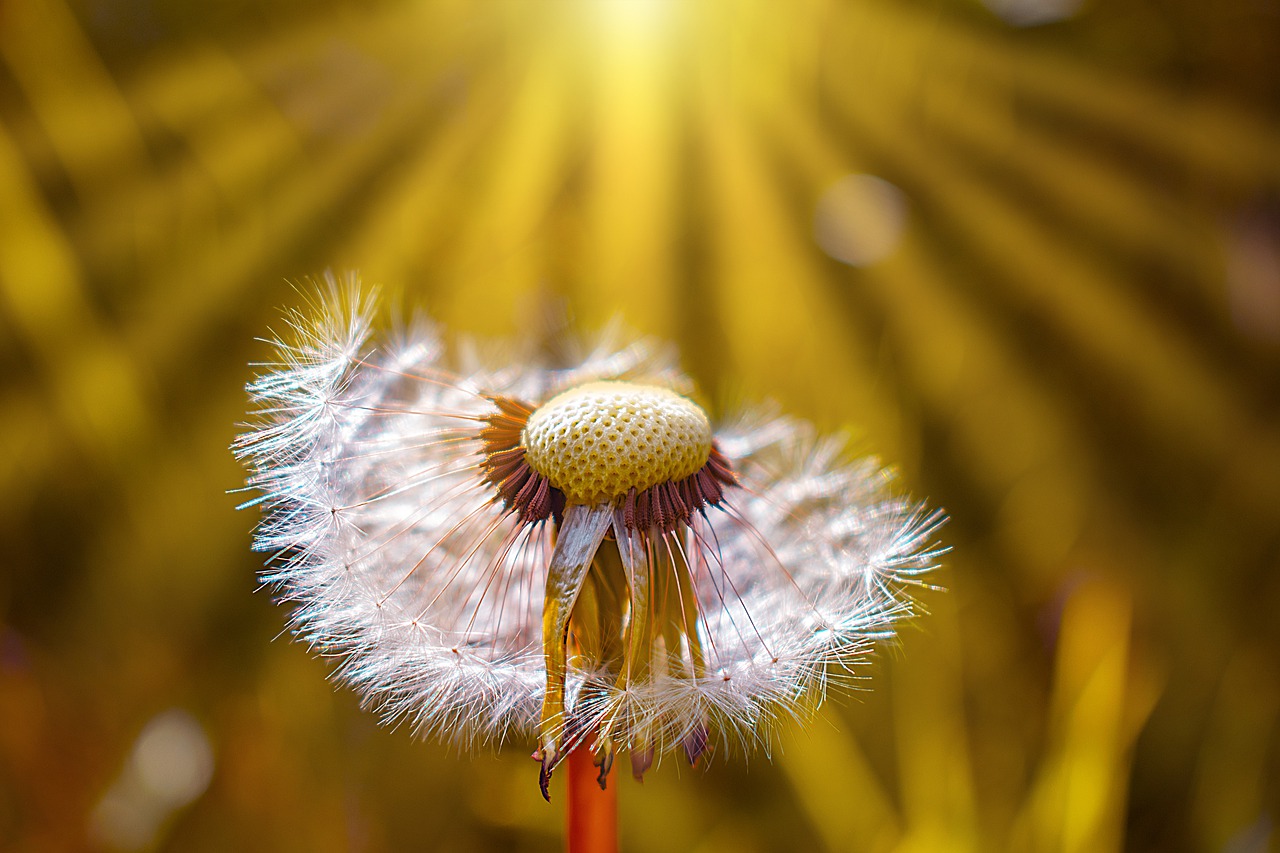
(235, 273, 946, 797)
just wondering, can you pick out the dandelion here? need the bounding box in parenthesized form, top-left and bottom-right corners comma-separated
(234, 276, 945, 812)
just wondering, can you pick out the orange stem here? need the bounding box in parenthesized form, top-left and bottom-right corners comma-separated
(565, 745, 617, 853)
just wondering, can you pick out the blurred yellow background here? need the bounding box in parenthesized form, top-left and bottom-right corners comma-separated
(1, 0, 1278, 850)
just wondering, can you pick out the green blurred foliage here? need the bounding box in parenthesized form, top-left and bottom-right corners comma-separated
(1, 0, 1277, 850)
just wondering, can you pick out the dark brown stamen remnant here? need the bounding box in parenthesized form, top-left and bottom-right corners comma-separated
(479, 394, 738, 529)
(620, 444, 736, 532)
(479, 396, 557, 524)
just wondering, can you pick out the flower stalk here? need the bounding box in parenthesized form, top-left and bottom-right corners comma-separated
(566, 744, 617, 853)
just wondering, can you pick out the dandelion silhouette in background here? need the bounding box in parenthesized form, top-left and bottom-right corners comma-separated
(235, 278, 945, 849)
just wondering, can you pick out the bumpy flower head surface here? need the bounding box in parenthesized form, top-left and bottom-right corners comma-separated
(234, 277, 945, 797)
(523, 382, 712, 504)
